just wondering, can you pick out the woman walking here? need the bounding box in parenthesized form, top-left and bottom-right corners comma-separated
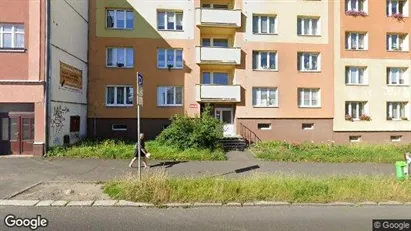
(129, 133, 150, 169)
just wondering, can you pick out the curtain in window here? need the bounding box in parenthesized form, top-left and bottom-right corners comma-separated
(107, 10, 114, 28)
(157, 49, 165, 68)
(175, 87, 182, 104)
(269, 53, 276, 69)
(117, 48, 125, 66)
(167, 87, 174, 104)
(107, 87, 115, 104)
(167, 13, 175, 30)
(175, 50, 183, 68)
(157, 12, 165, 29)
(176, 13, 183, 30)
(167, 49, 174, 67)
(126, 87, 133, 105)
(261, 16, 268, 33)
(116, 87, 125, 104)
(252, 16, 259, 33)
(126, 49, 133, 67)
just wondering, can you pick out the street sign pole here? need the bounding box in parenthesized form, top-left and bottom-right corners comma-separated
(136, 72, 142, 180)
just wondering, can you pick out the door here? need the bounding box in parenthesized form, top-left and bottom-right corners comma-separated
(2, 114, 34, 154)
(215, 108, 235, 137)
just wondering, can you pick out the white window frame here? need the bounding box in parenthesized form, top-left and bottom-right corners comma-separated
(387, 102, 408, 120)
(112, 124, 128, 131)
(106, 47, 134, 68)
(387, 0, 408, 16)
(253, 51, 278, 71)
(297, 17, 321, 36)
(105, 86, 134, 107)
(0, 24, 25, 49)
(387, 34, 408, 51)
(387, 67, 407, 85)
(258, 123, 272, 130)
(391, 135, 402, 142)
(346, 66, 367, 85)
(345, 102, 368, 120)
(202, 72, 229, 85)
(346, 32, 368, 50)
(346, 0, 368, 12)
(157, 48, 183, 69)
(157, 11, 183, 31)
(202, 4, 228, 9)
(298, 52, 321, 72)
(252, 87, 279, 107)
(252, 15, 277, 34)
(349, 136, 362, 143)
(201, 38, 229, 47)
(298, 88, 321, 108)
(106, 9, 134, 29)
(302, 123, 314, 130)
(157, 86, 183, 107)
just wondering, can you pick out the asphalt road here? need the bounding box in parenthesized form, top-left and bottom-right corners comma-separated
(0, 206, 409, 231)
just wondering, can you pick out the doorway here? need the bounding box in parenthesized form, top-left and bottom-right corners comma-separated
(0, 113, 34, 155)
(215, 107, 235, 137)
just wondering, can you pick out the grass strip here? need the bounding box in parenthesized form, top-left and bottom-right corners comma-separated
(104, 171, 411, 204)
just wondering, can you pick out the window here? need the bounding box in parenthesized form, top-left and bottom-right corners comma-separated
(157, 86, 183, 106)
(202, 38, 229, 48)
(70, 116, 80, 133)
(1, 118, 9, 141)
(387, 67, 407, 85)
(346, 66, 367, 85)
(346, 32, 367, 50)
(387, 0, 408, 16)
(112, 124, 127, 131)
(252, 87, 278, 107)
(391, 135, 402, 142)
(302, 123, 314, 130)
(0, 24, 25, 49)
(157, 48, 183, 69)
(297, 17, 320, 36)
(157, 11, 183, 31)
(202, 72, 229, 85)
(106, 48, 134, 68)
(387, 34, 408, 51)
(298, 88, 321, 107)
(345, 102, 367, 120)
(346, 0, 367, 12)
(258, 123, 272, 130)
(387, 102, 407, 120)
(106, 9, 134, 29)
(253, 15, 277, 34)
(252, 51, 277, 70)
(297, 52, 320, 71)
(202, 4, 228, 9)
(349, 136, 361, 142)
(106, 86, 134, 106)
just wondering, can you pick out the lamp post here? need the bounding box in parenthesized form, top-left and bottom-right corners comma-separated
(136, 72, 143, 180)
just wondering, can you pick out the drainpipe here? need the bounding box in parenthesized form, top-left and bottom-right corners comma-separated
(44, 0, 51, 156)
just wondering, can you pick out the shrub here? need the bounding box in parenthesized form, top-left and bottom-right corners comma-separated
(156, 104, 223, 150)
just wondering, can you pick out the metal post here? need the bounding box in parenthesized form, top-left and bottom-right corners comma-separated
(136, 72, 141, 180)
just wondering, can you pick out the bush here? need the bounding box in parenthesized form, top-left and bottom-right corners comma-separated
(156, 104, 223, 150)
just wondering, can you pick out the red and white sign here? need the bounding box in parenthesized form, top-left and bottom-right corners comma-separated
(189, 104, 198, 108)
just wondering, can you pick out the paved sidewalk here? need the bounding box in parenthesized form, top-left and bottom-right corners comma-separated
(0, 154, 394, 199)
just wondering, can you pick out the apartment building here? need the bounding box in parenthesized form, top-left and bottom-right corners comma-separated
(88, 0, 334, 142)
(333, 0, 411, 143)
(0, 0, 89, 156)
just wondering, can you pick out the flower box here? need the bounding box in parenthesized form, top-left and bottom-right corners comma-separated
(392, 13, 404, 19)
(345, 114, 354, 122)
(359, 114, 371, 121)
(346, 10, 367, 17)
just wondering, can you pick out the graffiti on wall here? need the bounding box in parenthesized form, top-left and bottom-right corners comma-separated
(50, 105, 70, 145)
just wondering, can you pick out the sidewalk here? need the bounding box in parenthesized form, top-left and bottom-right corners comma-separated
(0, 153, 394, 199)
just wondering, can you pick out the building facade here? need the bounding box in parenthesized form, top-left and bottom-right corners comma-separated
(88, 0, 411, 144)
(0, 0, 89, 155)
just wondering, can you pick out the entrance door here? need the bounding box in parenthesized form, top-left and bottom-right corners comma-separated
(0, 114, 34, 155)
(215, 108, 235, 137)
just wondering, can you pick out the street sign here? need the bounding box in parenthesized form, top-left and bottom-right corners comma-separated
(138, 73, 143, 86)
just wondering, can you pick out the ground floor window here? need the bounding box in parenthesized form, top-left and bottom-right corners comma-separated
(70, 116, 80, 132)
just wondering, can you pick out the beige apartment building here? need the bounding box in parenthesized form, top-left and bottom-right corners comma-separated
(88, 0, 411, 144)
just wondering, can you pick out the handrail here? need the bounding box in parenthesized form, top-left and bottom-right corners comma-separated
(239, 122, 261, 146)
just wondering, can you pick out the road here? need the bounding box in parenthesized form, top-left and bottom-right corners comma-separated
(0, 206, 408, 231)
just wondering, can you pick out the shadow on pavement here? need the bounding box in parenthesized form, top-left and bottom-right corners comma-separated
(209, 165, 260, 178)
(150, 161, 188, 169)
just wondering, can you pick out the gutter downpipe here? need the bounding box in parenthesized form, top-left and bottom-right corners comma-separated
(44, 0, 51, 156)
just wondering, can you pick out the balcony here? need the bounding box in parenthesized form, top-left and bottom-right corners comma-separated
(195, 8, 241, 28)
(196, 47, 241, 65)
(196, 85, 241, 103)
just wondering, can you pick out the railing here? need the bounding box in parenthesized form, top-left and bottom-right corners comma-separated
(239, 122, 262, 146)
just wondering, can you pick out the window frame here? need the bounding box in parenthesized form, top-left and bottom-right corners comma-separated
(157, 11, 184, 31)
(105, 85, 134, 107)
(0, 24, 25, 50)
(69, 116, 81, 133)
(345, 101, 367, 120)
(252, 51, 278, 71)
(157, 86, 184, 107)
(386, 0, 408, 16)
(257, 123, 272, 130)
(346, 32, 368, 50)
(387, 102, 408, 120)
(201, 38, 229, 48)
(106, 47, 134, 68)
(157, 48, 183, 69)
(106, 9, 134, 29)
(252, 87, 279, 108)
(346, 0, 367, 12)
(201, 72, 230, 85)
(345, 66, 367, 85)
(387, 33, 408, 51)
(349, 135, 362, 143)
(252, 15, 277, 34)
(112, 124, 128, 131)
(387, 67, 407, 85)
(391, 135, 402, 142)
(298, 88, 321, 108)
(297, 52, 321, 72)
(297, 17, 321, 36)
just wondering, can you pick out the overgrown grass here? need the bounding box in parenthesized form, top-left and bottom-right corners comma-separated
(47, 139, 225, 161)
(104, 171, 411, 204)
(251, 141, 411, 163)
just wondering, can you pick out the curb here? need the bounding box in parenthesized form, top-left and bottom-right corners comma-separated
(1, 200, 411, 208)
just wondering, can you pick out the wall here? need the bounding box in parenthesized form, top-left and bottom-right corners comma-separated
(49, 0, 89, 147)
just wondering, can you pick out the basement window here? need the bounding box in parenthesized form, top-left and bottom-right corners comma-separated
(70, 116, 80, 133)
(391, 135, 402, 142)
(112, 124, 127, 131)
(302, 123, 314, 130)
(258, 123, 272, 130)
(349, 136, 361, 143)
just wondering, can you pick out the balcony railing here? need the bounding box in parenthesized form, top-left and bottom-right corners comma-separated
(196, 84, 241, 103)
(196, 46, 241, 65)
(195, 8, 242, 28)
